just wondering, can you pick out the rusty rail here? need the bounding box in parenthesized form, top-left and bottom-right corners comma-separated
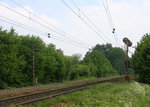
(0, 77, 123, 107)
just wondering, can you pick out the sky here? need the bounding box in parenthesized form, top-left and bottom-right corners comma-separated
(0, 0, 150, 57)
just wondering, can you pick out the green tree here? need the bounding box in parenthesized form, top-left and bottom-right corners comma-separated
(107, 48, 125, 75)
(18, 35, 46, 86)
(37, 44, 57, 83)
(71, 54, 82, 65)
(54, 51, 66, 82)
(69, 64, 89, 80)
(92, 43, 126, 74)
(92, 43, 112, 56)
(84, 50, 116, 77)
(0, 28, 25, 88)
(132, 34, 150, 84)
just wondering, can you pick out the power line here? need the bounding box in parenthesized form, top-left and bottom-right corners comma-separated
(10, 0, 65, 33)
(105, 0, 114, 28)
(9, 0, 93, 48)
(100, 0, 120, 47)
(103, 0, 120, 46)
(105, 0, 121, 47)
(0, 2, 91, 48)
(0, 18, 45, 36)
(0, 18, 89, 49)
(0, 15, 90, 48)
(0, 15, 86, 45)
(51, 36, 88, 49)
(70, 0, 113, 43)
(60, 0, 108, 43)
(101, 0, 113, 29)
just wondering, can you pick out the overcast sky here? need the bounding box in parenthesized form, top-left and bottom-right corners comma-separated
(0, 0, 150, 57)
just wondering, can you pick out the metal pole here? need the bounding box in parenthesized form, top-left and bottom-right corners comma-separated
(125, 43, 129, 81)
(88, 49, 92, 76)
(123, 37, 132, 81)
(32, 44, 36, 86)
(126, 44, 129, 76)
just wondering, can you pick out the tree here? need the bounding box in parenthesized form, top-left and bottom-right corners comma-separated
(84, 50, 116, 77)
(0, 28, 25, 88)
(18, 35, 46, 86)
(69, 64, 89, 80)
(71, 54, 82, 65)
(132, 34, 150, 84)
(107, 48, 126, 75)
(37, 44, 57, 83)
(54, 51, 66, 82)
(92, 43, 112, 56)
(92, 43, 126, 74)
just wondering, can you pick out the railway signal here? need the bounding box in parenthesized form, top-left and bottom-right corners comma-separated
(123, 37, 132, 81)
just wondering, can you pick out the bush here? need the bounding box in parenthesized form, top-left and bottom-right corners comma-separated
(69, 64, 89, 80)
(132, 34, 150, 84)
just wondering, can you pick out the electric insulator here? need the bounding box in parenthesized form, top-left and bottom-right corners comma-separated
(112, 28, 115, 33)
(48, 33, 50, 38)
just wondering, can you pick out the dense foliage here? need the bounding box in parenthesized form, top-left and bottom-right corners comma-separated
(84, 50, 117, 77)
(69, 64, 89, 80)
(0, 28, 67, 88)
(92, 43, 125, 75)
(132, 34, 150, 84)
(0, 28, 126, 89)
(107, 48, 125, 75)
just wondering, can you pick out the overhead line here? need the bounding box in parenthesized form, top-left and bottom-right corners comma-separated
(0, 18, 45, 36)
(0, 15, 76, 42)
(70, 0, 112, 42)
(9, 0, 93, 47)
(0, 18, 89, 49)
(10, 0, 65, 33)
(101, 0, 120, 47)
(0, 15, 90, 48)
(105, 0, 114, 28)
(0, 2, 91, 49)
(105, 0, 121, 46)
(61, 0, 108, 43)
(101, 0, 113, 29)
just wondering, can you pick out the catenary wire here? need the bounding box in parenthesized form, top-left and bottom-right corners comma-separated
(0, 2, 91, 48)
(9, 0, 93, 47)
(105, 0, 121, 46)
(0, 18, 89, 49)
(0, 15, 88, 45)
(101, 0, 113, 29)
(60, 0, 109, 43)
(70, 0, 113, 42)
(101, 0, 120, 47)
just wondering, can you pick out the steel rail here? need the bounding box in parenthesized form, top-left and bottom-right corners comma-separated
(0, 76, 120, 97)
(0, 77, 122, 107)
(0, 78, 97, 95)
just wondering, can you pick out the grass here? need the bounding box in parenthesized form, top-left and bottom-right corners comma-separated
(22, 81, 150, 107)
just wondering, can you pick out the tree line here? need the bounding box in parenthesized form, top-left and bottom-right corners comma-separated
(131, 34, 150, 84)
(0, 27, 126, 89)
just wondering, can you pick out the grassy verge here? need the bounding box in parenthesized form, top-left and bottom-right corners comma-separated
(24, 81, 150, 107)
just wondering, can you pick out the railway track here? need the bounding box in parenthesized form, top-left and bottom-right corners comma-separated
(0, 76, 122, 99)
(0, 78, 95, 97)
(0, 77, 123, 107)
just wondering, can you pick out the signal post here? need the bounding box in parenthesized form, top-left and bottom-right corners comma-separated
(123, 37, 132, 81)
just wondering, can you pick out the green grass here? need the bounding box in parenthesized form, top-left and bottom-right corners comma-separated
(19, 81, 150, 107)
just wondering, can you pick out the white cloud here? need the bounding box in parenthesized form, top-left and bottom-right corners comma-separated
(0, 0, 150, 57)
(62, 0, 150, 55)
